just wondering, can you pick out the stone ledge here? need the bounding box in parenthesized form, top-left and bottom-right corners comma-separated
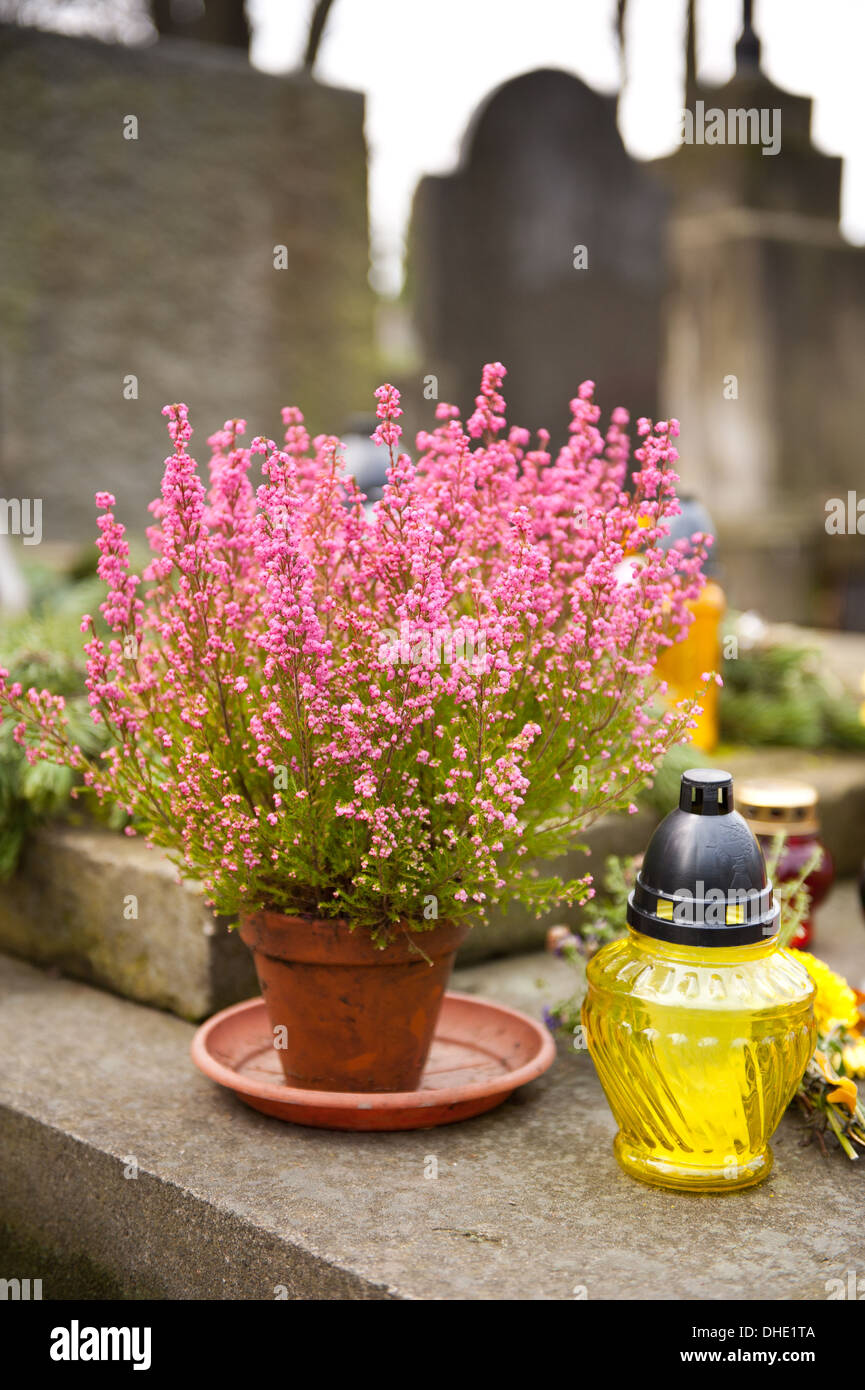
(0, 825, 257, 1023)
(1, 888, 864, 1301)
(2, 739, 863, 1024)
(0, 812, 654, 1017)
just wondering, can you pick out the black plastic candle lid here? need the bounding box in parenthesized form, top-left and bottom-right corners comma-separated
(626, 769, 780, 946)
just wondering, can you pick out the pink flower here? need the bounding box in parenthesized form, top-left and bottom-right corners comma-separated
(0, 367, 707, 941)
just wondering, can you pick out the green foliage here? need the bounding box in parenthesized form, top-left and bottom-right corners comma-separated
(0, 574, 108, 878)
(637, 741, 701, 817)
(544, 855, 640, 1033)
(577, 853, 638, 944)
(763, 835, 822, 949)
(720, 637, 865, 751)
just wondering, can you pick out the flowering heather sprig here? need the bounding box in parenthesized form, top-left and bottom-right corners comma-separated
(0, 367, 709, 941)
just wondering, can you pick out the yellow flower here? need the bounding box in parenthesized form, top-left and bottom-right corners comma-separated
(789, 950, 860, 1034)
(812, 1049, 861, 1111)
(842, 1037, 865, 1078)
(828, 1077, 859, 1114)
(812, 1048, 841, 1084)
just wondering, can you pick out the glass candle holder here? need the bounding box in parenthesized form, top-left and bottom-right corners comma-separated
(738, 779, 833, 950)
(583, 770, 816, 1193)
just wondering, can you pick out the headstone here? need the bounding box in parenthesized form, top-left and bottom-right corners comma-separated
(659, 62, 865, 627)
(0, 26, 375, 542)
(408, 68, 667, 438)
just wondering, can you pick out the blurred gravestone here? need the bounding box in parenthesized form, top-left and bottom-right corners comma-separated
(0, 25, 374, 543)
(658, 57, 865, 626)
(408, 68, 667, 437)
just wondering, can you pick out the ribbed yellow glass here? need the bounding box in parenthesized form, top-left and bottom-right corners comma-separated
(583, 929, 816, 1192)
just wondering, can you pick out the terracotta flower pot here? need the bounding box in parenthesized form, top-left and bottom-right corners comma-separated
(238, 912, 469, 1092)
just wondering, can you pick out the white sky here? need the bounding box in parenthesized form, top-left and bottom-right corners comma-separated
(248, 0, 865, 295)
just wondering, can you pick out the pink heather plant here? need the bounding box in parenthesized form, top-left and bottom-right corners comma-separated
(0, 365, 709, 941)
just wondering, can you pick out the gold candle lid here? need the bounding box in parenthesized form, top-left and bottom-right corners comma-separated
(737, 778, 819, 836)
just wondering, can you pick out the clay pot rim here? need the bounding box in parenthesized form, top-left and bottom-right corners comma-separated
(239, 910, 468, 966)
(191, 990, 556, 1110)
(242, 908, 454, 932)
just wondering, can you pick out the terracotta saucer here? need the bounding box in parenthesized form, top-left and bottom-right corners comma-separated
(191, 990, 556, 1131)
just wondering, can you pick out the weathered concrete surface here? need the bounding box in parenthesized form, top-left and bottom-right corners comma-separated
(0, 824, 257, 1021)
(0, 884, 863, 1300)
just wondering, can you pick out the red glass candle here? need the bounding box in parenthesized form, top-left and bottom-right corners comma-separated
(738, 780, 834, 949)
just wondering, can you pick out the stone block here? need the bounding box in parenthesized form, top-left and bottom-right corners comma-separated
(1, 740, 862, 1019)
(1, 913, 864, 1300)
(0, 26, 374, 543)
(0, 810, 655, 1010)
(0, 824, 256, 1021)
